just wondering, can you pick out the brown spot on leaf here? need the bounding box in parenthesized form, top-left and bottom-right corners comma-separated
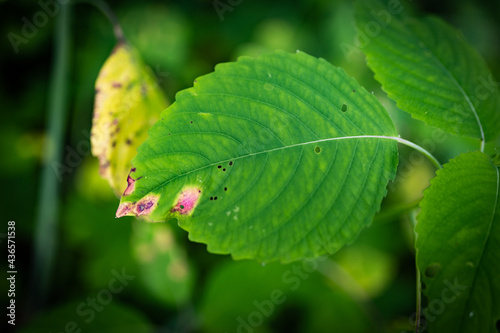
(112, 82, 122, 88)
(99, 160, 110, 176)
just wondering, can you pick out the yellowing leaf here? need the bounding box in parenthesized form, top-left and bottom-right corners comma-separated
(91, 42, 168, 196)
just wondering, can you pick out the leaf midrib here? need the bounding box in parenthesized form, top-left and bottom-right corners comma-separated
(140, 135, 399, 203)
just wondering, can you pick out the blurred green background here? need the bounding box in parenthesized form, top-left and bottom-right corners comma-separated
(1, 0, 499, 332)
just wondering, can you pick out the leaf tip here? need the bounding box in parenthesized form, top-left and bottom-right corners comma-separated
(116, 193, 161, 219)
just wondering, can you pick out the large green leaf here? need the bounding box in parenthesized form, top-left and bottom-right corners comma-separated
(116, 51, 399, 263)
(355, 0, 500, 142)
(416, 151, 500, 332)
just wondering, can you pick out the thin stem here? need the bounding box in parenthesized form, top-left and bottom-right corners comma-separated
(416, 264, 422, 333)
(480, 139, 485, 153)
(393, 137, 442, 169)
(30, 2, 71, 312)
(79, 0, 125, 43)
(409, 209, 422, 333)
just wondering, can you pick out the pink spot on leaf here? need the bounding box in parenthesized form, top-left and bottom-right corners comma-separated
(123, 168, 137, 196)
(170, 186, 201, 215)
(134, 196, 158, 216)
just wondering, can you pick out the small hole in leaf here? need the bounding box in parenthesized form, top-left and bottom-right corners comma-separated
(214, 196, 218, 200)
(224, 187, 227, 191)
(341, 103, 348, 112)
(223, 168, 226, 171)
(229, 161, 233, 166)
(218, 165, 222, 169)
(190, 121, 193, 124)
(210, 197, 213, 200)
(314, 146, 321, 154)
(424, 263, 441, 278)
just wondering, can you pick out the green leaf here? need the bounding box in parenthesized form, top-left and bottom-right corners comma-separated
(116, 51, 399, 263)
(91, 42, 168, 196)
(355, 0, 500, 142)
(416, 151, 500, 332)
(131, 221, 195, 306)
(19, 301, 152, 333)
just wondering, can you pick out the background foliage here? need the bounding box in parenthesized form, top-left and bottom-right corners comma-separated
(1, 0, 499, 332)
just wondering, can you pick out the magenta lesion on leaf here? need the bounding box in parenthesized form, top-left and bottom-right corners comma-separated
(170, 186, 202, 216)
(123, 167, 137, 196)
(134, 195, 159, 216)
(116, 193, 160, 218)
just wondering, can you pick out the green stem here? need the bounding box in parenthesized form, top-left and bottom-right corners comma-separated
(30, 2, 71, 312)
(409, 209, 422, 333)
(416, 264, 422, 333)
(393, 137, 442, 170)
(220, 135, 443, 171)
(78, 0, 125, 42)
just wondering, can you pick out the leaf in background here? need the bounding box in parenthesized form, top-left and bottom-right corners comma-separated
(355, 0, 500, 142)
(199, 260, 372, 333)
(131, 221, 194, 306)
(19, 301, 152, 333)
(116, 51, 399, 263)
(91, 42, 168, 196)
(416, 151, 500, 332)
